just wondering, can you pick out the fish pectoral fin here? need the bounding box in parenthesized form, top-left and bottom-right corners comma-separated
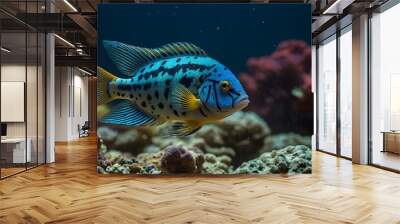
(100, 99, 155, 126)
(171, 84, 201, 112)
(164, 120, 202, 137)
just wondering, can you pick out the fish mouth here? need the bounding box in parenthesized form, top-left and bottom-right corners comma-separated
(234, 96, 250, 110)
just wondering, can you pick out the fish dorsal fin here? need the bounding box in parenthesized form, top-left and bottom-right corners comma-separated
(103, 40, 207, 77)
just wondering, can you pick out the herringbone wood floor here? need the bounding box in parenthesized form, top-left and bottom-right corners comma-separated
(1, 136, 400, 224)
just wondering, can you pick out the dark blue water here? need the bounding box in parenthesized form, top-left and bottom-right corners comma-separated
(97, 3, 311, 76)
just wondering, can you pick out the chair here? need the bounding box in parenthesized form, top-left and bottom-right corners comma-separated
(78, 121, 90, 138)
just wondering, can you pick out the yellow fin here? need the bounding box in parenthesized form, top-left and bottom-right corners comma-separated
(164, 120, 203, 137)
(171, 83, 201, 112)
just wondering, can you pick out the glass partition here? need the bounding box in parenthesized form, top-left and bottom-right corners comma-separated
(317, 35, 337, 154)
(1, 30, 28, 177)
(0, 1, 46, 179)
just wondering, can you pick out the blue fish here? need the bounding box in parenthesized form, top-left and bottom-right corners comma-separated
(98, 41, 249, 136)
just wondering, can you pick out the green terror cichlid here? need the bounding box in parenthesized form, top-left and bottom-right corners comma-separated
(98, 41, 249, 136)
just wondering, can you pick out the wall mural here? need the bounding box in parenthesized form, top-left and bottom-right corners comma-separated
(97, 3, 312, 175)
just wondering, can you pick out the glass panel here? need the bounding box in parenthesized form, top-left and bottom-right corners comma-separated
(38, 32, 45, 165)
(1, 31, 27, 177)
(371, 4, 400, 171)
(339, 27, 352, 158)
(27, 30, 38, 169)
(317, 35, 337, 154)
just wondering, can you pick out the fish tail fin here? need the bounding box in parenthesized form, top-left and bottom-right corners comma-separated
(97, 66, 117, 105)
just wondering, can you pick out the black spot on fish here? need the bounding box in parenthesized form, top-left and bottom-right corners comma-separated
(194, 56, 198, 59)
(144, 73, 151, 80)
(173, 110, 179, 117)
(129, 94, 134, 99)
(176, 58, 181, 63)
(182, 112, 186, 116)
(140, 67, 145, 73)
(213, 68, 217, 73)
(218, 73, 222, 77)
(141, 101, 147, 108)
(169, 105, 173, 109)
(224, 67, 228, 70)
(199, 75, 205, 82)
(161, 60, 167, 66)
(165, 79, 171, 86)
(164, 88, 170, 99)
(117, 92, 121, 96)
(179, 75, 193, 88)
(199, 108, 207, 118)
(158, 103, 164, 109)
(154, 90, 159, 99)
(166, 116, 170, 119)
(121, 93, 125, 97)
(151, 105, 155, 110)
(147, 94, 152, 101)
(139, 93, 142, 97)
(135, 97, 138, 100)
(149, 63, 154, 68)
(138, 74, 144, 81)
(143, 83, 151, 90)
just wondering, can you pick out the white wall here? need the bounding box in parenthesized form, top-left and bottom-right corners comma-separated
(54, 67, 89, 141)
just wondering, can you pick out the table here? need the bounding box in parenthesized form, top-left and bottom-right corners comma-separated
(1, 138, 31, 163)
(381, 131, 400, 154)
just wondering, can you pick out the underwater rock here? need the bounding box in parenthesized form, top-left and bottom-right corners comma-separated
(234, 145, 311, 174)
(197, 111, 270, 166)
(239, 40, 313, 135)
(98, 126, 153, 154)
(161, 145, 203, 174)
(136, 151, 164, 171)
(260, 133, 311, 154)
(113, 128, 152, 153)
(97, 127, 118, 145)
(147, 111, 271, 167)
(201, 154, 233, 174)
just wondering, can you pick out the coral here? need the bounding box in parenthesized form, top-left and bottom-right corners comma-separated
(97, 142, 163, 175)
(201, 154, 233, 174)
(239, 40, 312, 135)
(97, 126, 153, 154)
(97, 127, 118, 145)
(260, 133, 311, 154)
(97, 111, 311, 175)
(234, 145, 311, 174)
(161, 145, 203, 174)
(193, 111, 270, 166)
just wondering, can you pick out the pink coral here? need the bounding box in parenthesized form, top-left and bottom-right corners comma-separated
(239, 40, 312, 135)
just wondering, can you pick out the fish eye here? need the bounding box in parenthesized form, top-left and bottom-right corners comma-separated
(220, 80, 231, 93)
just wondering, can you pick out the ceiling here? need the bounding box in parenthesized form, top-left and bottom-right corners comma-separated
(0, 0, 388, 71)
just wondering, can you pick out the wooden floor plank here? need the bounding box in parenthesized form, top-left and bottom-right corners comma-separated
(0, 136, 400, 223)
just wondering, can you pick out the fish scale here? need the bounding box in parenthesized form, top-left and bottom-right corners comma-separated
(109, 56, 218, 120)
